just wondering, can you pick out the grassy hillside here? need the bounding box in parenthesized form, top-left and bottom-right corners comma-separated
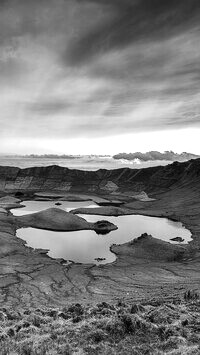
(1, 292, 200, 355)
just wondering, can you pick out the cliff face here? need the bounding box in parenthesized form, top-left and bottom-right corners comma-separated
(0, 158, 199, 194)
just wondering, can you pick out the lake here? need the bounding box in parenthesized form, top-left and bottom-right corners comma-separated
(11, 201, 192, 265)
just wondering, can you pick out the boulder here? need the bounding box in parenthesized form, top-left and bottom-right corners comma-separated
(93, 220, 118, 234)
(0, 196, 21, 205)
(170, 237, 184, 242)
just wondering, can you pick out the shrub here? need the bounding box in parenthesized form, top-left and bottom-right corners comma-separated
(130, 304, 145, 314)
(121, 315, 134, 334)
(66, 303, 84, 316)
(88, 329, 106, 343)
(158, 325, 177, 341)
(117, 299, 126, 308)
(46, 309, 57, 319)
(184, 290, 199, 301)
(19, 342, 33, 355)
(105, 318, 125, 339)
(7, 327, 15, 337)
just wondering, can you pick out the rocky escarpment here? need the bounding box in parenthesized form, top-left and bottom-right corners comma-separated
(0, 158, 200, 195)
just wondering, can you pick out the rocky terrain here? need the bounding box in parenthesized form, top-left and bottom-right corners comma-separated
(0, 159, 199, 353)
(0, 159, 199, 313)
(0, 157, 200, 195)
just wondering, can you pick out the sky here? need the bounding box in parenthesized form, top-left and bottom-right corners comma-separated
(0, 0, 200, 155)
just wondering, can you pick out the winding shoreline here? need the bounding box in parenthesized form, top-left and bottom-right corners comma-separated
(0, 159, 199, 307)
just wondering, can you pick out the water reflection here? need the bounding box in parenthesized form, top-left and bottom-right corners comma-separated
(14, 202, 192, 265)
(12, 200, 98, 216)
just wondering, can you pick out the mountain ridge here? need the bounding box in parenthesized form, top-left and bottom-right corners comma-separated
(0, 158, 199, 195)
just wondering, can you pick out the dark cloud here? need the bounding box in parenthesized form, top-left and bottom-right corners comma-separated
(28, 99, 71, 115)
(66, 0, 200, 65)
(0, 0, 200, 148)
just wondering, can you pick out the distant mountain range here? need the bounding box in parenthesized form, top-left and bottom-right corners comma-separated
(113, 151, 200, 162)
(5, 154, 110, 159)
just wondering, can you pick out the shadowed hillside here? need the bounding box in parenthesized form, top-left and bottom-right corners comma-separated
(0, 158, 199, 194)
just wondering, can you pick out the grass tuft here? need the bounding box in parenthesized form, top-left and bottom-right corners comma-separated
(0, 296, 200, 354)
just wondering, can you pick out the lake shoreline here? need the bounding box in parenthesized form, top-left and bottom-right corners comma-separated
(0, 160, 199, 307)
(10, 198, 192, 265)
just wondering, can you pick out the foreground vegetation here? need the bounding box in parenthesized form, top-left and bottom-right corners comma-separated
(0, 291, 200, 355)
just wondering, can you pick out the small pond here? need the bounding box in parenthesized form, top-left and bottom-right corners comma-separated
(12, 200, 98, 215)
(11, 201, 192, 265)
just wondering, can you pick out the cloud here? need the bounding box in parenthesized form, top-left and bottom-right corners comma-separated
(0, 0, 200, 151)
(28, 99, 71, 115)
(66, 0, 200, 65)
(113, 150, 200, 162)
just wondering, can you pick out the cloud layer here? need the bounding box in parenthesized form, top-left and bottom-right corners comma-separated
(0, 0, 200, 145)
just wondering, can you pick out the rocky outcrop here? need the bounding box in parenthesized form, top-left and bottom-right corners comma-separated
(0, 195, 22, 210)
(131, 191, 155, 201)
(0, 196, 21, 204)
(111, 233, 187, 262)
(71, 206, 134, 216)
(100, 180, 119, 192)
(15, 208, 117, 234)
(92, 220, 118, 234)
(170, 237, 184, 242)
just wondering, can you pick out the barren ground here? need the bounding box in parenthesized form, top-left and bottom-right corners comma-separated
(0, 185, 200, 308)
